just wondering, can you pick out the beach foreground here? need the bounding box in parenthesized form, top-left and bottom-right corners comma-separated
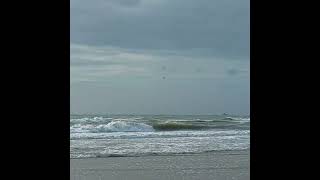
(70, 150, 249, 180)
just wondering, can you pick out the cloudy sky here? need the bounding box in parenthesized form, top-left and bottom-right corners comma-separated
(70, 0, 250, 115)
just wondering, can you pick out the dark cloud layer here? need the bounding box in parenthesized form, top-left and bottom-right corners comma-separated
(71, 0, 249, 59)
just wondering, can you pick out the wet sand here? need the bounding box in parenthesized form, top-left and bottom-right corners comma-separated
(70, 150, 249, 180)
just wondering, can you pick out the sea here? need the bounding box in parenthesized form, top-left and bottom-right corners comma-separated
(70, 114, 250, 159)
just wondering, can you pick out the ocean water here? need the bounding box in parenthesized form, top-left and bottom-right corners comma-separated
(70, 115, 250, 159)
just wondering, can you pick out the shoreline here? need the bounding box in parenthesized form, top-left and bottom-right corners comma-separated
(71, 149, 249, 180)
(70, 149, 250, 159)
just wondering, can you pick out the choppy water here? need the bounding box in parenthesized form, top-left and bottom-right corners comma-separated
(70, 115, 250, 159)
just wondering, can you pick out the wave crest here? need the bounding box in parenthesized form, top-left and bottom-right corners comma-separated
(153, 122, 205, 131)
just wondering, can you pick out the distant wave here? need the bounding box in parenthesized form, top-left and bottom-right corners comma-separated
(71, 121, 210, 133)
(70, 115, 250, 133)
(224, 117, 250, 121)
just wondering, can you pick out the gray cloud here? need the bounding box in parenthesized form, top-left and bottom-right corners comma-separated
(70, 0, 250, 115)
(112, 0, 141, 7)
(71, 43, 249, 83)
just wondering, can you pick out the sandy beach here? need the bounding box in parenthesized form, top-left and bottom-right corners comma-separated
(70, 150, 249, 180)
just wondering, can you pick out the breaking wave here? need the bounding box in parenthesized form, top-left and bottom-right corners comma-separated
(71, 121, 154, 133)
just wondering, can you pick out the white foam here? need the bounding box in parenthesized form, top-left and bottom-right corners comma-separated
(70, 129, 250, 140)
(71, 121, 155, 133)
(70, 116, 109, 124)
(99, 121, 154, 132)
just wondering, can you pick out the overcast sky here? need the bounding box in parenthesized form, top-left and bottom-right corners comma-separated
(70, 0, 250, 115)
